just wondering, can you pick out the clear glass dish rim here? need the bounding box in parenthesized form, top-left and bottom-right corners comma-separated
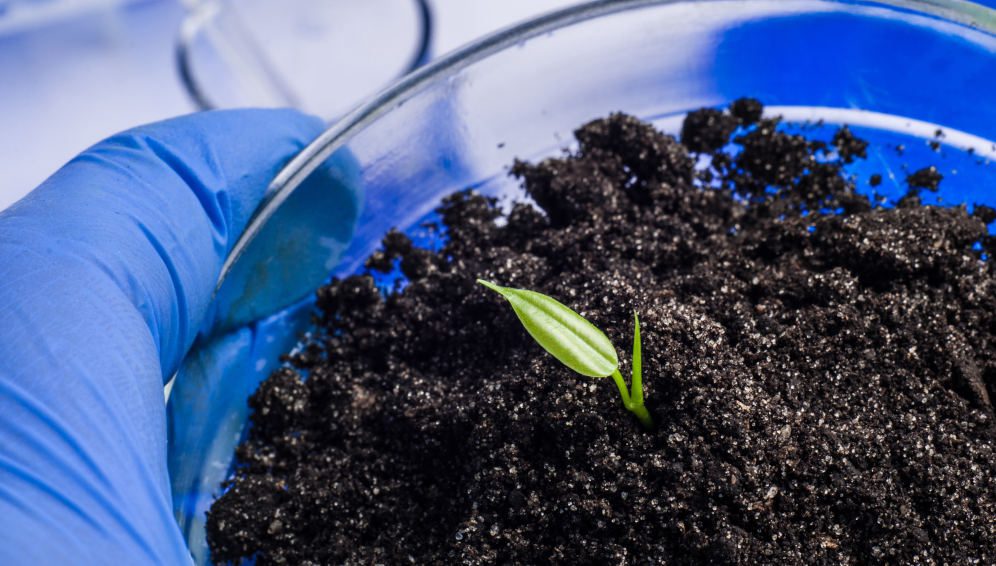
(176, 0, 434, 112)
(216, 0, 996, 293)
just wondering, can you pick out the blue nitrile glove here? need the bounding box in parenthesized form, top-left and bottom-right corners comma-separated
(0, 109, 357, 564)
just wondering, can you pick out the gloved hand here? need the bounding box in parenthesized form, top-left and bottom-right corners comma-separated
(0, 110, 353, 564)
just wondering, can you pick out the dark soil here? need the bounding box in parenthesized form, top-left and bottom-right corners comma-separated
(907, 166, 944, 192)
(207, 100, 996, 565)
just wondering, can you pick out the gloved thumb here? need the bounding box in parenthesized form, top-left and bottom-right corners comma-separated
(0, 109, 352, 564)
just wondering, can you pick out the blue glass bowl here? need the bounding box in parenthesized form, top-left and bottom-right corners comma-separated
(167, 1, 996, 562)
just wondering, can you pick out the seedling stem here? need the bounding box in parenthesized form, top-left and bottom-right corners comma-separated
(478, 280, 654, 429)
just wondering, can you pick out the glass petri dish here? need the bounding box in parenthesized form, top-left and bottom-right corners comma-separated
(176, 0, 432, 119)
(167, 1, 996, 563)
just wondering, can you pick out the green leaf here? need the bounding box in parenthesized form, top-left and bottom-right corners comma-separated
(477, 280, 619, 378)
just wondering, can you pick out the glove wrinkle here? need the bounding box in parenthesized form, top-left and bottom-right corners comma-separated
(136, 221, 189, 367)
(142, 135, 230, 244)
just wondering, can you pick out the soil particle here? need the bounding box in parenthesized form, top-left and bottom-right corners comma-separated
(831, 126, 868, 164)
(207, 100, 996, 565)
(364, 228, 413, 272)
(680, 107, 738, 153)
(729, 97, 764, 126)
(974, 204, 996, 224)
(907, 165, 943, 191)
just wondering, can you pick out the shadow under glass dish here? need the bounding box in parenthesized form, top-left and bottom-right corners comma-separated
(167, 1, 996, 563)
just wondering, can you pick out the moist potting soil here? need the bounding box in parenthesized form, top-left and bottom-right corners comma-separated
(207, 100, 996, 565)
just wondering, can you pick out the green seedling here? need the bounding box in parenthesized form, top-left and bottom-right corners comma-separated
(477, 280, 653, 429)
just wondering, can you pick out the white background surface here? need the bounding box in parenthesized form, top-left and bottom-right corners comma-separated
(0, 0, 576, 210)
